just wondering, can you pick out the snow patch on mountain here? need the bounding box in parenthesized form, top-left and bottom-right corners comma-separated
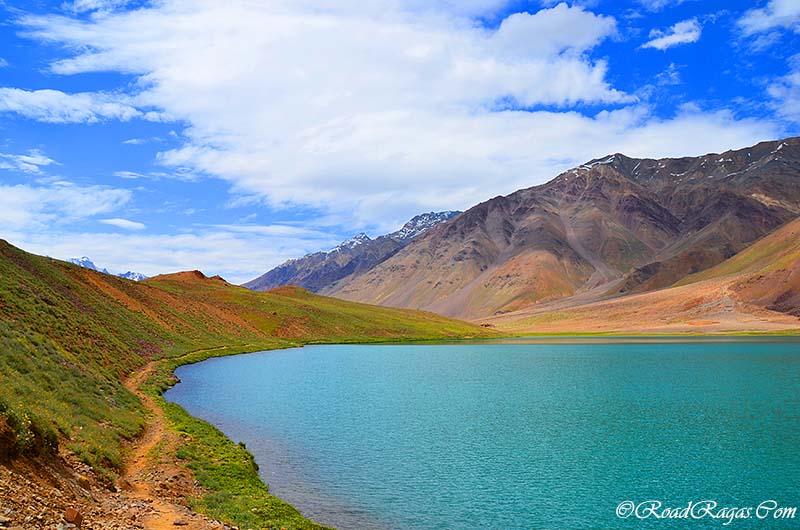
(118, 271, 149, 281)
(68, 256, 148, 281)
(326, 233, 372, 254)
(68, 257, 109, 274)
(388, 211, 461, 241)
(320, 211, 460, 255)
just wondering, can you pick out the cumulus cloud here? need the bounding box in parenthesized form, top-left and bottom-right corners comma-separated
(0, 88, 150, 123)
(100, 218, 146, 230)
(10, 1, 779, 227)
(738, 0, 800, 35)
(491, 4, 616, 58)
(0, 149, 58, 174)
(641, 18, 702, 50)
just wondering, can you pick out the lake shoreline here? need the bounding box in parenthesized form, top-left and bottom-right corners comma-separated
(163, 337, 800, 530)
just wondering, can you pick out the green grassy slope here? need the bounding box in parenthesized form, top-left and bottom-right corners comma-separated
(0, 239, 492, 526)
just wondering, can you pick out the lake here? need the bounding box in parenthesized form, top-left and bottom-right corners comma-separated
(164, 339, 800, 529)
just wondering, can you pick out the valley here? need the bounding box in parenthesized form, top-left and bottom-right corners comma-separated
(0, 240, 491, 529)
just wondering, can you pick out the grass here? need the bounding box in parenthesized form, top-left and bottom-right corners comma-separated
(0, 239, 493, 526)
(163, 396, 330, 530)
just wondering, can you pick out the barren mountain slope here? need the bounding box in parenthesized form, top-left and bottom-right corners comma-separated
(483, 217, 800, 334)
(329, 137, 800, 319)
(244, 211, 459, 292)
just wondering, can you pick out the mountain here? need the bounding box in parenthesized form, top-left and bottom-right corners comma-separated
(68, 256, 109, 274)
(243, 211, 460, 292)
(328, 137, 800, 320)
(118, 271, 149, 281)
(68, 256, 148, 280)
(483, 217, 800, 333)
(677, 215, 800, 316)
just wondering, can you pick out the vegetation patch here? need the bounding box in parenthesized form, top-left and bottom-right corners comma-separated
(163, 398, 330, 529)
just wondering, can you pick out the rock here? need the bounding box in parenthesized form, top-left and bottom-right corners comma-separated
(76, 475, 91, 490)
(173, 519, 189, 526)
(0, 515, 11, 526)
(64, 507, 83, 527)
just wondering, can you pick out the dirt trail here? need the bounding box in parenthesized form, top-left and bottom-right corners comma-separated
(121, 347, 233, 530)
(0, 347, 240, 530)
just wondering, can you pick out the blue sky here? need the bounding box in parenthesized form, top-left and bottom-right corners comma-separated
(0, 0, 798, 283)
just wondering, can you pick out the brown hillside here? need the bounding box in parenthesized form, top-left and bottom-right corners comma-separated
(327, 137, 800, 319)
(484, 217, 800, 334)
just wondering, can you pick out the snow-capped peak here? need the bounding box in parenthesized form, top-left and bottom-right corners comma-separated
(69, 256, 95, 269)
(327, 233, 372, 253)
(68, 257, 108, 274)
(68, 256, 148, 280)
(118, 271, 149, 281)
(389, 211, 460, 241)
(574, 154, 621, 172)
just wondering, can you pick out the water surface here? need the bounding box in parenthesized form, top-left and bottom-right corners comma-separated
(165, 339, 800, 529)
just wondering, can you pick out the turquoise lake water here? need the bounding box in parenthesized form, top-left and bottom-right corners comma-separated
(164, 339, 800, 529)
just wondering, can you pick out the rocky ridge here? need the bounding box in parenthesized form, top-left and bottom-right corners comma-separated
(244, 211, 460, 292)
(327, 137, 800, 319)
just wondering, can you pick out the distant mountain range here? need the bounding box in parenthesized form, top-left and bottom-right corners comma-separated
(308, 137, 800, 322)
(68, 256, 149, 281)
(243, 211, 460, 292)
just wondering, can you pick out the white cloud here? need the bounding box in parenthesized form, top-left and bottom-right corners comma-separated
(636, 0, 689, 11)
(491, 4, 616, 59)
(112, 168, 200, 181)
(738, 0, 800, 35)
(6, 227, 340, 284)
(737, 3, 800, 122)
(0, 88, 148, 123)
(64, 0, 131, 13)
(0, 182, 131, 230)
(768, 69, 800, 122)
(122, 136, 164, 145)
(641, 18, 702, 50)
(210, 224, 333, 238)
(0, 58, 8, 68)
(100, 217, 146, 230)
(656, 63, 682, 85)
(113, 170, 145, 179)
(747, 31, 783, 51)
(0, 149, 58, 174)
(10, 1, 780, 230)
